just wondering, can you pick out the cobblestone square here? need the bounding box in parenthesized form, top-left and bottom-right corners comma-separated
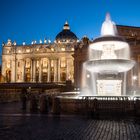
(0, 102, 140, 140)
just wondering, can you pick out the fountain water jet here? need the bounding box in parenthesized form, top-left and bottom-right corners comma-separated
(82, 13, 135, 96)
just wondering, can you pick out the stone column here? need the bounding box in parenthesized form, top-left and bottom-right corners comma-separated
(15, 56, 17, 82)
(58, 59, 60, 82)
(33, 60, 36, 82)
(48, 59, 51, 82)
(54, 60, 57, 82)
(22, 59, 25, 82)
(1, 59, 6, 81)
(66, 59, 69, 80)
(138, 62, 140, 87)
(39, 59, 42, 82)
(11, 56, 16, 82)
(30, 59, 33, 82)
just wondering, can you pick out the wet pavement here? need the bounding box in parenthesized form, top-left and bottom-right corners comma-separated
(0, 102, 140, 140)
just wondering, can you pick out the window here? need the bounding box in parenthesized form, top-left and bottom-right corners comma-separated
(18, 62, 20, 67)
(26, 49, 30, 53)
(51, 60, 54, 67)
(61, 58, 66, 67)
(36, 61, 39, 67)
(43, 60, 48, 67)
(61, 48, 65, 51)
(26, 61, 30, 68)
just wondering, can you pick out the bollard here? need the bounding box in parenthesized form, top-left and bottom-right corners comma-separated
(52, 97, 61, 115)
(20, 88, 27, 110)
(39, 95, 49, 113)
(30, 94, 38, 112)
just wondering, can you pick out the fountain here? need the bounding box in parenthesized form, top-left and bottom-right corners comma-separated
(52, 13, 138, 115)
(82, 13, 135, 96)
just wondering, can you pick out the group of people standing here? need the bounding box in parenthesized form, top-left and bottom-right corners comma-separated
(20, 87, 31, 110)
(20, 87, 49, 113)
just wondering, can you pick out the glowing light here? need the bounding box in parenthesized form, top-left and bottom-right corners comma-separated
(51, 48, 54, 51)
(77, 39, 80, 43)
(7, 50, 10, 54)
(61, 48, 65, 51)
(68, 76, 71, 80)
(2, 43, 5, 47)
(86, 74, 90, 78)
(13, 41, 17, 46)
(63, 21, 70, 30)
(71, 48, 74, 51)
(36, 61, 39, 67)
(26, 49, 30, 53)
(7, 39, 12, 46)
(44, 39, 47, 44)
(18, 50, 21, 53)
(77, 88, 80, 91)
(23, 42, 25, 46)
(48, 39, 51, 43)
(40, 40, 42, 44)
(133, 76, 137, 80)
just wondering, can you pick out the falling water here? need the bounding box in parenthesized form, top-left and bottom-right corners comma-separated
(81, 13, 135, 96)
(101, 13, 118, 36)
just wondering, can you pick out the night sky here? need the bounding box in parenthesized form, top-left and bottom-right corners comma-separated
(0, 0, 140, 55)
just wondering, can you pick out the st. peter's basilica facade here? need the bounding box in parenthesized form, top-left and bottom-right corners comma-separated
(2, 22, 140, 89)
(2, 22, 77, 83)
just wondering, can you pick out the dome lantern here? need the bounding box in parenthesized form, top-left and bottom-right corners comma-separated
(63, 21, 70, 30)
(55, 21, 77, 43)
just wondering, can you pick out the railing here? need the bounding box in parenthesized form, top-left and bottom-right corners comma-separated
(78, 96, 134, 116)
(78, 96, 131, 100)
(133, 96, 140, 116)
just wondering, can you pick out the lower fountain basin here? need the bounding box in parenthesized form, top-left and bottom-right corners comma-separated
(84, 59, 135, 73)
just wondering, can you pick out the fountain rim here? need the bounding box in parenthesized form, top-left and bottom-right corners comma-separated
(90, 35, 129, 50)
(84, 59, 135, 73)
(93, 35, 126, 43)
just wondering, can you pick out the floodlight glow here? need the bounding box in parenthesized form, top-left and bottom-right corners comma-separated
(133, 76, 137, 80)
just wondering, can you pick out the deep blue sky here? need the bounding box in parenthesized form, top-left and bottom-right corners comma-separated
(1, 0, 140, 48)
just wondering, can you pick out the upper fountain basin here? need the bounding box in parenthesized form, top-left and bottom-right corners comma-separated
(84, 59, 135, 73)
(90, 35, 129, 51)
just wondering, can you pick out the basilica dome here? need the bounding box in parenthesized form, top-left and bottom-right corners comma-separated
(55, 21, 77, 43)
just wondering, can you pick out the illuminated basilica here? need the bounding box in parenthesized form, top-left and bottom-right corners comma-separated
(2, 22, 77, 83)
(2, 21, 140, 89)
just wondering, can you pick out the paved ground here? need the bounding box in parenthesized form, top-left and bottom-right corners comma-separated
(0, 102, 140, 140)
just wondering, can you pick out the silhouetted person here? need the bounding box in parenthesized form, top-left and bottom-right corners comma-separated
(21, 88, 27, 110)
(30, 94, 38, 112)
